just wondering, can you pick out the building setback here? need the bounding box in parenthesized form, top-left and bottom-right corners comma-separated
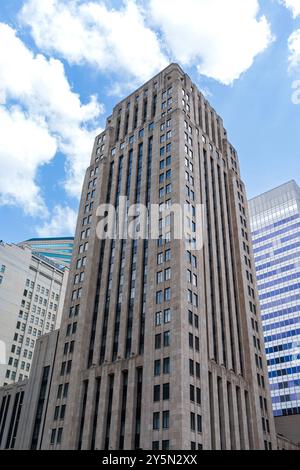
(20, 237, 75, 268)
(0, 243, 68, 386)
(249, 180, 300, 443)
(37, 64, 276, 450)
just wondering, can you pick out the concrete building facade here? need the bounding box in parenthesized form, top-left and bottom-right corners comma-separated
(0, 380, 26, 449)
(0, 243, 68, 386)
(276, 432, 300, 450)
(0, 330, 59, 450)
(40, 64, 276, 450)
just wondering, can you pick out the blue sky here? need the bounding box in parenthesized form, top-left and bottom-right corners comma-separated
(0, 0, 299, 244)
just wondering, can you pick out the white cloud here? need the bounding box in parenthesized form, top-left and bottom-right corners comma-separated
(36, 204, 77, 237)
(20, 0, 168, 83)
(20, 0, 273, 86)
(288, 29, 300, 68)
(282, 0, 300, 17)
(0, 23, 103, 214)
(149, 0, 273, 85)
(280, 2, 300, 71)
(0, 106, 56, 216)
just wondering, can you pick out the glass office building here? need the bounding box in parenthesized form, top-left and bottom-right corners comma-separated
(20, 237, 74, 267)
(249, 180, 300, 417)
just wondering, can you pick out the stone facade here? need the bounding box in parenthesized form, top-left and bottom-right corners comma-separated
(275, 415, 300, 446)
(40, 64, 277, 450)
(0, 330, 59, 449)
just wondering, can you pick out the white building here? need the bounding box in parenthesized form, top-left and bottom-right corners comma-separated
(0, 242, 68, 386)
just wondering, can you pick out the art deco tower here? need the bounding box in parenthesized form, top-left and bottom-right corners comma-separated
(41, 64, 276, 450)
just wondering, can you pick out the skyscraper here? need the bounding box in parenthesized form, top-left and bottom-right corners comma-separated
(249, 181, 300, 438)
(21, 238, 75, 268)
(41, 64, 276, 450)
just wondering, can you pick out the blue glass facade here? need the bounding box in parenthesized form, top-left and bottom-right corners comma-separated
(249, 181, 300, 417)
(21, 237, 74, 267)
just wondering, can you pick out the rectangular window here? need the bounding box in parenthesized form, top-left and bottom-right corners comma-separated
(66, 360, 72, 374)
(157, 253, 164, 265)
(153, 385, 160, 402)
(165, 268, 171, 281)
(156, 291, 163, 304)
(60, 362, 66, 376)
(57, 428, 63, 444)
(60, 405, 66, 420)
(163, 383, 170, 400)
(57, 385, 63, 399)
(190, 385, 195, 402)
(191, 412, 196, 431)
(153, 412, 160, 430)
(50, 429, 56, 445)
(164, 309, 171, 323)
(155, 334, 161, 350)
(155, 311, 162, 326)
(162, 440, 170, 450)
(163, 331, 170, 347)
(54, 406, 59, 421)
(162, 411, 170, 429)
(164, 288, 171, 302)
(196, 388, 201, 405)
(163, 357, 170, 374)
(197, 415, 202, 433)
(63, 383, 69, 398)
(154, 360, 161, 376)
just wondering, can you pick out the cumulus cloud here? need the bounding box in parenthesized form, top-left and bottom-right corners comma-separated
(36, 204, 77, 237)
(0, 106, 56, 216)
(149, 0, 273, 85)
(19, 0, 274, 85)
(282, 0, 300, 17)
(281, 1, 300, 69)
(20, 0, 168, 83)
(288, 29, 300, 68)
(0, 23, 103, 214)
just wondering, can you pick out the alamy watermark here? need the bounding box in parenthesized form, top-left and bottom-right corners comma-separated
(95, 197, 205, 251)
